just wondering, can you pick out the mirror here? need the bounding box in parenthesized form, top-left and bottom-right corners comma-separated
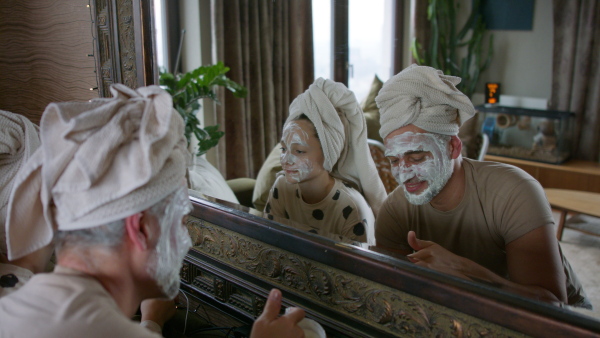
(123, 0, 600, 332)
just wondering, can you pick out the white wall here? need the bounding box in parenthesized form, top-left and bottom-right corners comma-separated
(475, 0, 553, 103)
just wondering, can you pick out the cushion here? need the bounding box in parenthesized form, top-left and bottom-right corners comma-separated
(252, 145, 283, 211)
(188, 157, 240, 204)
(360, 75, 384, 143)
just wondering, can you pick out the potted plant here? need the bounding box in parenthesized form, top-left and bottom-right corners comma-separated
(159, 61, 247, 156)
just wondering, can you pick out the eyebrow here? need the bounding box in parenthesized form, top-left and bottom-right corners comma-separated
(386, 150, 427, 157)
(404, 150, 427, 156)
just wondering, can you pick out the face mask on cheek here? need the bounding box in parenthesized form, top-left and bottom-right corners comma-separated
(147, 187, 192, 299)
(386, 132, 454, 205)
(280, 122, 314, 183)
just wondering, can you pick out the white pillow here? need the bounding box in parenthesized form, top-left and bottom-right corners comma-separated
(188, 157, 239, 204)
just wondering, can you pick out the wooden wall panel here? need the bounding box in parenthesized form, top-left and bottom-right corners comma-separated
(0, 0, 97, 125)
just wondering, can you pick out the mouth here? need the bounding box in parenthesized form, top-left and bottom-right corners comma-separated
(403, 177, 427, 193)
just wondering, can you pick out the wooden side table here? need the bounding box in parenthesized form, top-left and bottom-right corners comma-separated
(544, 188, 600, 240)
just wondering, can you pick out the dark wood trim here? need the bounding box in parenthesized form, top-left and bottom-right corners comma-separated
(185, 196, 600, 337)
(164, 0, 181, 74)
(133, 0, 156, 86)
(392, 0, 405, 74)
(331, 0, 349, 85)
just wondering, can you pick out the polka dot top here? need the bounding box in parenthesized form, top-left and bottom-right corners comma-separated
(264, 175, 375, 243)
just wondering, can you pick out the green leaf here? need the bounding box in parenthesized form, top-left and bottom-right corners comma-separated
(159, 63, 247, 153)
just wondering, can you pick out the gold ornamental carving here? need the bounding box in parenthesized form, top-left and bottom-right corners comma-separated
(116, 0, 137, 88)
(186, 218, 523, 337)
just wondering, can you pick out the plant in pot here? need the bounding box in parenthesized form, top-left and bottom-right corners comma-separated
(159, 61, 247, 156)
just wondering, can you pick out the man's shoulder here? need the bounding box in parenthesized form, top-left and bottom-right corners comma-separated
(0, 272, 161, 337)
(465, 158, 540, 191)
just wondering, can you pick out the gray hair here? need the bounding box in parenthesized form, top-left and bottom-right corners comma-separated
(54, 193, 174, 254)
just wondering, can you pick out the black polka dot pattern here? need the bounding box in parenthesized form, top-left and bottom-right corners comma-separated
(342, 206, 353, 219)
(343, 181, 351, 188)
(312, 209, 324, 220)
(265, 203, 271, 213)
(268, 214, 274, 220)
(273, 187, 279, 199)
(309, 229, 318, 234)
(353, 222, 365, 236)
(0, 273, 18, 288)
(332, 190, 340, 200)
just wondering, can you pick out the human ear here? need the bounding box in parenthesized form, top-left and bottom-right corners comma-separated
(125, 213, 149, 251)
(449, 136, 463, 159)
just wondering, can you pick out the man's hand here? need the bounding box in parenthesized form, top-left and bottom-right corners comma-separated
(406, 230, 564, 305)
(406, 231, 471, 279)
(140, 298, 177, 329)
(251, 289, 305, 338)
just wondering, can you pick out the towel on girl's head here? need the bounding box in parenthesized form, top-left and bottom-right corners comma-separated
(376, 64, 476, 138)
(0, 111, 40, 255)
(287, 78, 386, 216)
(5, 84, 189, 261)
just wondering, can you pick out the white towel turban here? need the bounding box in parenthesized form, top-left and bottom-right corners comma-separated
(0, 111, 41, 255)
(5, 84, 189, 260)
(287, 78, 387, 215)
(376, 64, 476, 139)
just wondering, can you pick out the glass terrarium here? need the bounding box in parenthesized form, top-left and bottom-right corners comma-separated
(475, 105, 575, 164)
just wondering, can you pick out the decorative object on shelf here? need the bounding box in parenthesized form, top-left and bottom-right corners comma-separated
(159, 62, 247, 156)
(485, 82, 500, 104)
(476, 105, 574, 164)
(411, 0, 494, 98)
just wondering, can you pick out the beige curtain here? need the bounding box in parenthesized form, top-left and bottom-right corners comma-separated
(212, 0, 314, 179)
(550, 0, 600, 161)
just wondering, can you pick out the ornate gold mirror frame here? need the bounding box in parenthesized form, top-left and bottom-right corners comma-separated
(183, 195, 599, 337)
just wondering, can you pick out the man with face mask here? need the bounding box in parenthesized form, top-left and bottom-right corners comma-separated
(374, 65, 590, 309)
(0, 84, 306, 337)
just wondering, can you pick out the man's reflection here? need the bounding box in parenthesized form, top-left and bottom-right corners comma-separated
(374, 64, 591, 309)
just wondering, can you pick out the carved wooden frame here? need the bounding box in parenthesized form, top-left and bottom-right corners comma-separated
(184, 196, 600, 337)
(91, 0, 155, 97)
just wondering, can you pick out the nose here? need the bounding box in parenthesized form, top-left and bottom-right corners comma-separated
(281, 152, 294, 165)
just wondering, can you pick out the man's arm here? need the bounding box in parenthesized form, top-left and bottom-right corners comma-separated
(406, 229, 567, 304)
(374, 192, 412, 255)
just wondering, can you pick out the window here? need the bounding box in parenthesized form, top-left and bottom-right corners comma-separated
(313, 0, 395, 101)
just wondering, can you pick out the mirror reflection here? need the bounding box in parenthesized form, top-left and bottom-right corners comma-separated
(153, 0, 600, 319)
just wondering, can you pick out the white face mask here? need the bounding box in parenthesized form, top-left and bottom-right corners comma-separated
(147, 186, 192, 299)
(280, 121, 314, 183)
(385, 132, 454, 205)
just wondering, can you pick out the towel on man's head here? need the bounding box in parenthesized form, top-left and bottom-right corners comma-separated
(286, 78, 387, 216)
(0, 111, 41, 255)
(5, 84, 189, 260)
(376, 64, 476, 139)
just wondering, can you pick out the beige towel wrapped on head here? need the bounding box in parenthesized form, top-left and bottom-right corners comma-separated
(376, 64, 476, 139)
(5, 84, 189, 261)
(0, 111, 41, 255)
(287, 78, 387, 215)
